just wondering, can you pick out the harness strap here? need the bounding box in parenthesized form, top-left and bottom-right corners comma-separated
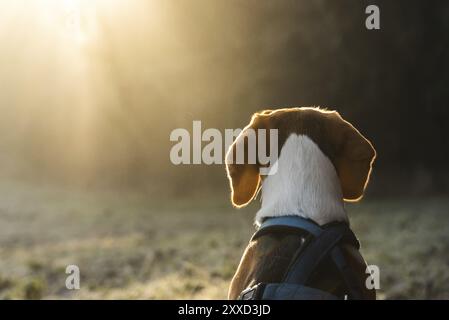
(240, 282, 339, 300)
(262, 283, 339, 300)
(240, 216, 364, 300)
(252, 216, 323, 241)
(331, 247, 364, 299)
(284, 223, 349, 284)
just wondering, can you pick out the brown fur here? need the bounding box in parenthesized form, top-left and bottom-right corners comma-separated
(226, 107, 377, 300)
(226, 107, 376, 207)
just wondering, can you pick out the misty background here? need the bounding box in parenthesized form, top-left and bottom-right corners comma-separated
(1, 0, 448, 197)
(0, 0, 448, 300)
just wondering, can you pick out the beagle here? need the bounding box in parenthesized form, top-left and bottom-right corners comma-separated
(225, 107, 376, 300)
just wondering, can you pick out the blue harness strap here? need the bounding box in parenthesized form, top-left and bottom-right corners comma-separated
(262, 283, 339, 300)
(252, 215, 323, 239)
(240, 216, 362, 300)
(284, 223, 353, 283)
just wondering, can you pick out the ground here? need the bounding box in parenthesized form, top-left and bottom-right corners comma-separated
(0, 180, 448, 299)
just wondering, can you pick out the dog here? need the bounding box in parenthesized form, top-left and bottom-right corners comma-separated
(225, 107, 376, 300)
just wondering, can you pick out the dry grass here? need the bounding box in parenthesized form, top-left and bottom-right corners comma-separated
(0, 180, 447, 299)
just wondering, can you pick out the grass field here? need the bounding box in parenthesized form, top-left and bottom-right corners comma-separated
(0, 180, 448, 299)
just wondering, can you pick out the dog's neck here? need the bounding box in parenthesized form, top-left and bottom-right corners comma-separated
(256, 134, 348, 226)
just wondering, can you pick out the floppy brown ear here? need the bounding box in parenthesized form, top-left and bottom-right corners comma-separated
(330, 113, 376, 202)
(226, 162, 260, 207)
(225, 114, 265, 207)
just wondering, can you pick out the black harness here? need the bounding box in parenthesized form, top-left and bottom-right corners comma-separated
(238, 216, 364, 300)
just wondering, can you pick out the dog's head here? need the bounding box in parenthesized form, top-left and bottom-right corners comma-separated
(225, 107, 376, 207)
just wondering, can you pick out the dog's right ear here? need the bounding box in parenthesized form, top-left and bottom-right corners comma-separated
(326, 112, 377, 202)
(225, 113, 268, 207)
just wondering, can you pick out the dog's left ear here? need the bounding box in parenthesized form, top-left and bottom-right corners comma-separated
(225, 112, 269, 207)
(328, 112, 377, 202)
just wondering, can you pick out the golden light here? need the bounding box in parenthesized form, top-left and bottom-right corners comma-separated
(0, 0, 173, 181)
(0, 0, 114, 178)
(36, 0, 100, 46)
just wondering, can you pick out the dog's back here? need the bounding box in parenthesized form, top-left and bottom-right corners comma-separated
(228, 232, 376, 300)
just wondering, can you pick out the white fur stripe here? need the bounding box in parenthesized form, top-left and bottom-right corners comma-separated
(255, 134, 347, 226)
